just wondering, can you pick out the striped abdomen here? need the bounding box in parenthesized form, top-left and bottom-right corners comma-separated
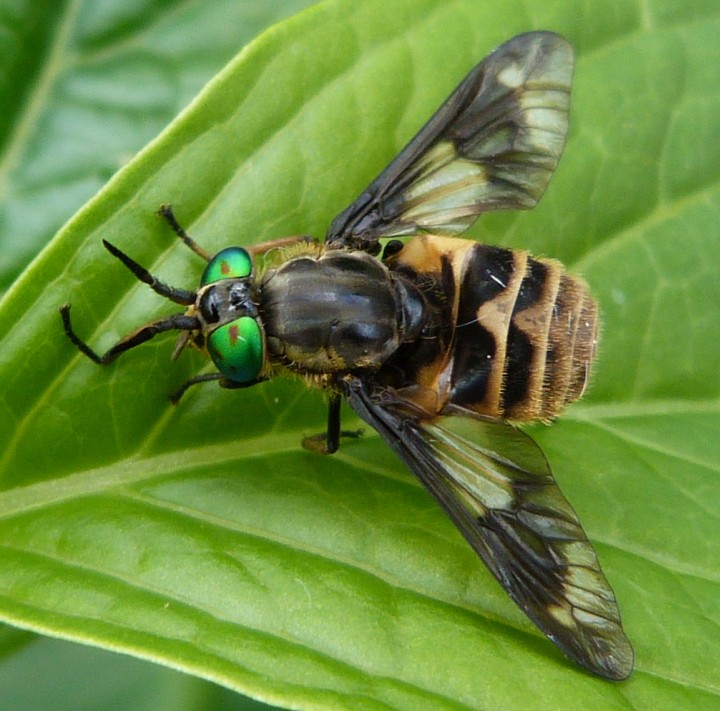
(385, 235, 598, 422)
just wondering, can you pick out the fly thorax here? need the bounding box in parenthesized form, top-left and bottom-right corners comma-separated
(259, 251, 403, 373)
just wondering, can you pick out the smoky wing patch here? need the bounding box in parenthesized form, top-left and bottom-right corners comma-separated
(326, 32, 574, 251)
(341, 375, 633, 680)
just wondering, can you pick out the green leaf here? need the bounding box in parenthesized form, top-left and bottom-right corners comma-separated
(0, 0, 316, 292)
(0, 633, 273, 710)
(1, 0, 719, 709)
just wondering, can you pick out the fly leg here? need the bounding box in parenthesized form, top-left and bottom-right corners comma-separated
(168, 373, 268, 404)
(59, 238, 199, 364)
(157, 204, 211, 261)
(302, 392, 363, 454)
(158, 204, 316, 260)
(60, 304, 200, 365)
(247, 235, 317, 259)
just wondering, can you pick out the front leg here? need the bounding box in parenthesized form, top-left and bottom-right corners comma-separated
(302, 392, 362, 454)
(60, 304, 200, 365)
(168, 372, 268, 404)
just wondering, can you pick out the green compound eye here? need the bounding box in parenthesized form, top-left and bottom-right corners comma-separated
(207, 317, 263, 383)
(201, 247, 253, 286)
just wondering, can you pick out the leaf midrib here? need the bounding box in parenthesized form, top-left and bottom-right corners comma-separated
(3, 393, 716, 516)
(0, 429, 303, 517)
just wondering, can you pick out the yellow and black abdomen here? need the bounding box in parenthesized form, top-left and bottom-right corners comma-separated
(385, 235, 598, 422)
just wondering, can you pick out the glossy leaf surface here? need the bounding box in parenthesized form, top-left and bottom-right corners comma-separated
(1, 0, 719, 709)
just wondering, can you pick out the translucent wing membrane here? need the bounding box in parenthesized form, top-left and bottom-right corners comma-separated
(327, 32, 574, 251)
(341, 376, 633, 680)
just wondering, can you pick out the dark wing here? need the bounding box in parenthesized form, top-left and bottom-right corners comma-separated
(326, 32, 574, 252)
(340, 375, 633, 680)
